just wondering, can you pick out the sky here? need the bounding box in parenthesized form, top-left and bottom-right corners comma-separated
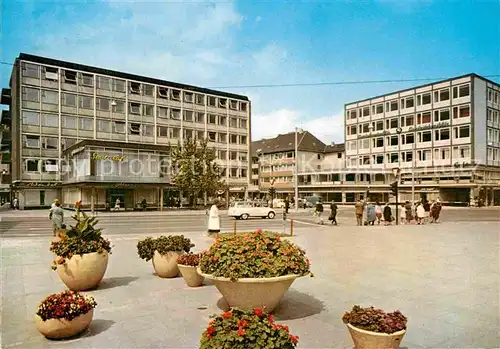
(1, 0, 499, 144)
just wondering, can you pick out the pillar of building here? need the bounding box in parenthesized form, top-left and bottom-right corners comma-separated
(159, 187, 164, 211)
(90, 187, 95, 214)
(341, 191, 347, 204)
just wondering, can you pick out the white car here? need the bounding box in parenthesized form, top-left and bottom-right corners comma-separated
(228, 201, 276, 220)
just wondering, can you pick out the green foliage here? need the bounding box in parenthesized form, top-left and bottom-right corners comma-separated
(199, 230, 311, 281)
(171, 138, 223, 204)
(200, 308, 299, 349)
(342, 305, 407, 334)
(137, 235, 195, 262)
(50, 211, 111, 269)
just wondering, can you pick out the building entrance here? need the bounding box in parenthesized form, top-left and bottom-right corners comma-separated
(106, 188, 134, 210)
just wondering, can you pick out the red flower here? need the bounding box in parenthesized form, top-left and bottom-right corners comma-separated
(256, 229, 262, 233)
(289, 334, 299, 344)
(253, 308, 264, 317)
(267, 314, 274, 323)
(237, 328, 246, 336)
(206, 325, 216, 338)
(306, 258, 311, 266)
(237, 319, 248, 328)
(221, 311, 232, 319)
(55, 256, 65, 265)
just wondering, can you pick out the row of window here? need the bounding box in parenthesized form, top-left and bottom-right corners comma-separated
(487, 128, 500, 144)
(22, 108, 247, 129)
(347, 125, 471, 151)
(487, 88, 500, 104)
(346, 83, 471, 119)
(22, 62, 248, 111)
(347, 145, 472, 166)
(347, 106, 471, 135)
(23, 158, 249, 178)
(487, 108, 500, 126)
(487, 148, 500, 161)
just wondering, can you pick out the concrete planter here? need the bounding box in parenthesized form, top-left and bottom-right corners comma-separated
(197, 268, 302, 312)
(57, 251, 109, 291)
(178, 264, 204, 287)
(152, 251, 184, 278)
(35, 309, 94, 339)
(347, 323, 406, 349)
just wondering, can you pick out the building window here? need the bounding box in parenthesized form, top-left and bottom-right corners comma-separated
(183, 92, 193, 103)
(158, 107, 169, 118)
(142, 124, 153, 137)
(42, 113, 58, 127)
(347, 140, 357, 151)
(434, 88, 450, 102)
(79, 95, 94, 109)
(62, 93, 77, 107)
(195, 112, 205, 123)
(62, 115, 77, 129)
(362, 107, 370, 117)
(422, 93, 431, 105)
(455, 105, 470, 118)
(347, 125, 357, 135)
(453, 146, 470, 159)
(434, 108, 450, 122)
(405, 115, 414, 126)
(25, 159, 39, 172)
(418, 131, 432, 143)
(229, 151, 237, 160)
(22, 87, 39, 102)
(64, 70, 77, 84)
(80, 73, 94, 87)
(454, 125, 470, 139)
(402, 133, 414, 144)
(170, 128, 180, 138)
(42, 137, 59, 150)
(113, 100, 125, 113)
(143, 84, 154, 96)
(240, 119, 247, 129)
(22, 111, 39, 125)
(208, 114, 217, 124)
(41, 90, 58, 104)
(458, 84, 470, 97)
(22, 63, 40, 78)
(183, 110, 193, 122)
(230, 100, 238, 110)
(96, 76, 111, 90)
(240, 102, 247, 112)
(197, 130, 205, 140)
(129, 82, 141, 94)
(113, 121, 125, 134)
(96, 98, 110, 111)
(158, 87, 168, 98)
(230, 134, 238, 144)
(143, 104, 154, 117)
(208, 97, 217, 107)
(157, 126, 168, 137)
(374, 137, 384, 148)
(112, 79, 126, 92)
(405, 97, 414, 108)
(240, 135, 247, 144)
(403, 151, 413, 162)
(208, 132, 217, 142)
(434, 148, 450, 160)
(218, 115, 226, 126)
(170, 109, 181, 120)
(390, 135, 399, 146)
(230, 118, 238, 128)
(417, 112, 431, 124)
(434, 128, 450, 141)
(348, 109, 357, 119)
(183, 129, 194, 140)
(389, 118, 398, 129)
(390, 100, 398, 111)
(170, 89, 181, 101)
(218, 98, 227, 109)
(375, 121, 383, 131)
(418, 150, 431, 161)
(129, 103, 141, 115)
(129, 123, 141, 135)
(79, 118, 93, 131)
(97, 119, 110, 132)
(195, 94, 205, 105)
(24, 135, 40, 148)
(42, 159, 58, 173)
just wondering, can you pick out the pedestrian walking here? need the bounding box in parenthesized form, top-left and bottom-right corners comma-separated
(375, 201, 382, 225)
(400, 203, 406, 224)
(284, 197, 290, 215)
(383, 203, 392, 225)
(49, 200, 64, 237)
(13, 197, 19, 210)
(354, 200, 364, 226)
(315, 199, 324, 224)
(430, 199, 442, 223)
(416, 202, 425, 225)
(366, 203, 376, 225)
(404, 201, 413, 224)
(207, 199, 221, 235)
(329, 201, 338, 225)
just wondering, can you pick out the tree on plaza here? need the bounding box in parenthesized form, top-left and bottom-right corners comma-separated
(171, 137, 223, 206)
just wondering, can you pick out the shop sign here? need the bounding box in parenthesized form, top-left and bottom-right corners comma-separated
(454, 161, 477, 168)
(92, 153, 127, 161)
(22, 182, 60, 188)
(408, 121, 450, 132)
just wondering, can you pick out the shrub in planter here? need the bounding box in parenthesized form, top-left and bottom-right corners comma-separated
(50, 211, 111, 291)
(198, 229, 312, 311)
(342, 305, 408, 349)
(137, 235, 194, 278)
(35, 290, 97, 339)
(200, 308, 299, 349)
(177, 253, 204, 287)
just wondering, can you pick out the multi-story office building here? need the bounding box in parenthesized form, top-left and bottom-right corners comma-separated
(1, 53, 251, 210)
(344, 73, 500, 205)
(251, 131, 345, 200)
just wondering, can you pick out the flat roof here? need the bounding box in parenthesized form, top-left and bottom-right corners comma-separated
(17, 53, 249, 101)
(62, 139, 172, 156)
(344, 73, 500, 107)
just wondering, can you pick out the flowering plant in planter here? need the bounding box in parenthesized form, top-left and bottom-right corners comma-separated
(137, 235, 194, 261)
(36, 290, 97, 321)
(342, 305, 407, 334)
(200, 308, 299, 349)
(177, 252, 201, 266)
(198, 229, 311, 281)
(50, 211, 111, 270)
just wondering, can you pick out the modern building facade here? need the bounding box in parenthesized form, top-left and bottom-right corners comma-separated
(1, 53, 251, 209)
(343, 73, 500, 205)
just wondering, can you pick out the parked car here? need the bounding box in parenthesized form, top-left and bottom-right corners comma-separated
(228, 201, 276, 220)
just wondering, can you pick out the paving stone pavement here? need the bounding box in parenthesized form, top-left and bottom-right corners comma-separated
(1, 223, 499, 348)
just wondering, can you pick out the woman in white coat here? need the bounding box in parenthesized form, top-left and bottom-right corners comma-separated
(207, 199, 221, 235)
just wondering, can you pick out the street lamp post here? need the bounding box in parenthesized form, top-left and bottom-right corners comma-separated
(294, 127, 303, 212)
(393, 127, 403, 225)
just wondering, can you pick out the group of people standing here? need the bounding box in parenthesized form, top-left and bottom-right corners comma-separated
(355, 199, 442, 226)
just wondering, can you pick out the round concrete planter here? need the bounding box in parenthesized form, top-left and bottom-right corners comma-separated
(347, 323, 406, 349)
(152, 251, 184, 278)
(57, 251, 109, 291)
(197, 268, 302, 312)
(35, 309, 94, 339)
(178, 264, 204, 287)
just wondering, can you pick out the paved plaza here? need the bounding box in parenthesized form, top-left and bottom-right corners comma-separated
(1, 218, 499, 348)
